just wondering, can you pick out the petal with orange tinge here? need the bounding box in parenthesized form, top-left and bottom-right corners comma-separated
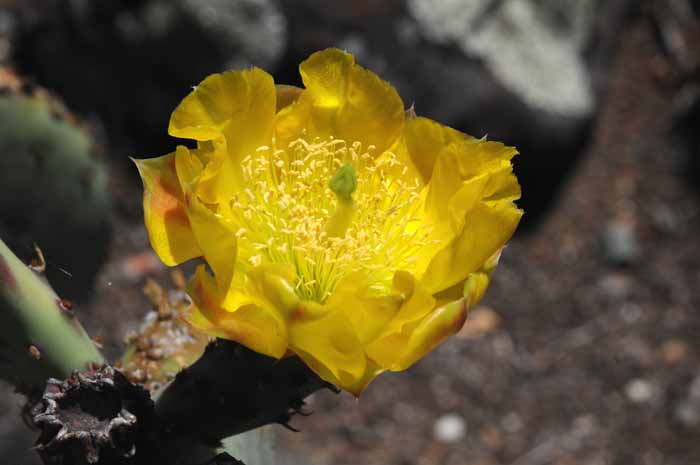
(133, 154, 201, 266)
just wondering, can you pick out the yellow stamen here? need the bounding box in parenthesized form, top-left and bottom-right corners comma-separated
(229, 137, 437, 302)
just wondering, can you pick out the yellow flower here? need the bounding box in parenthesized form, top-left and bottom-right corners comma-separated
(134, 49, 522, 395)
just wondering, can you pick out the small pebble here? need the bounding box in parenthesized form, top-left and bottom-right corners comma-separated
(601, 221, 640, 265)
(598, 273, 631, 300)
(675, 401, 700, 427)
(661, 339, 689, 364)
(501, 412, 523, 433)
(434, 413, 466, 443)
(675, 375, 700, 427)
(479, 426, 503, 450)
(625, 378, 654, 404)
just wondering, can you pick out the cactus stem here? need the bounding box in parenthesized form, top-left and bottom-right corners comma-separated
(0, 237, 104, 394)
(154, 339, 335, 443)
(0, 255, 17, 289)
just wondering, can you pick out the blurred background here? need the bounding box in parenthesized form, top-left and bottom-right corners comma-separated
(1, 0, 699, 464)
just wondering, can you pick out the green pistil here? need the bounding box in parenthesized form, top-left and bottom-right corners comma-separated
(327, 164, 357, 237)
(329, 163, 357, 204)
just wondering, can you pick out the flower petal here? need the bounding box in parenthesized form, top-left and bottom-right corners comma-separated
(169, 67, 276, 144)
(185, 265, 288, 358)
(242, 263, 301, 316)
(337, 361, 384, 397)
(133, 153, 201, 266)
(276, 84, 303, 111)
(169, 68, 276, 201)
(417, 135, 522, 294)
(365, 271, 436, 369)
(323, 272, 401, 345)
(388, 271, 437, 330)
(391, 298, 470, 370)
(289, 308, 367, 386)
(422, 189, 523, 295)
(177, 148, 239, 298)
(425, 138, 519, 223)
(432, 248, 503, 306)
(404, 117, 474, 184)
(174, 143, 204, 187)
(276, 49, 404, 154)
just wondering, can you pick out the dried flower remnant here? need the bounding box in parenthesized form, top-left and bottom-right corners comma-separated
(135, 48, 522, 394)
(31, 364, 154, 465)
(119, 279, 208, 393)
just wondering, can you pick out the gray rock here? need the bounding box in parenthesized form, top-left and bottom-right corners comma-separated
(179, 0, 286, 69)
(408, 0, 597, 117)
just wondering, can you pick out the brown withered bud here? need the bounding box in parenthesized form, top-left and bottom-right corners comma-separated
(31, 364, 154, 465)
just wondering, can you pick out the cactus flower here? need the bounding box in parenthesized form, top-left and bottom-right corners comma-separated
(134, 49, 522, 394)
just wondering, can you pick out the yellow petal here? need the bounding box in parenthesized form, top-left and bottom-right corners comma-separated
(462, 268, 491, 309)
(418, 135, 522, 294)
(291, 348, 382, 396)
(299, 48, 353, 105)
(179, 165, 239, 298)
(404, 117, 474, 184)
(185, 265, 288, 358)
(365, 332, 411, 372)
(276, 48, 404, 154)
(133, 153, 201, 266)
(335, 63, 404, 153)
(169, 68, 276, 202)
(392, 298, 469, 370)
(431, 243, 504, 306)
(339, 360, 384, 397)
(169, 67, 276, 144)
(388, 271, 437, 329)
(289, 308, 367, 385)
(243, 263, 300, 316)
(324, 272, 401, 345)
(425, 139, 519, 224)
(378, 136, 425, 187)
(422, 194, 523, 294)
(364, 271, 436, 369)
(276, 84, 303, 111)
(174, 144, 204, 187)
(185, 139, 241, 205)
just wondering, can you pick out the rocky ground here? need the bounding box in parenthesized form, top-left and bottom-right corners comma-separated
(1, 2, 700, 465)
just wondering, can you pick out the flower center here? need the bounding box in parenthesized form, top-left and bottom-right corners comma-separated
(229, 136, 435, 302)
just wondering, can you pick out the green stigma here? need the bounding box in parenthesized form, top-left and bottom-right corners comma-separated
(327, 163, 357, 238)
(329, 163, 357, 203)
